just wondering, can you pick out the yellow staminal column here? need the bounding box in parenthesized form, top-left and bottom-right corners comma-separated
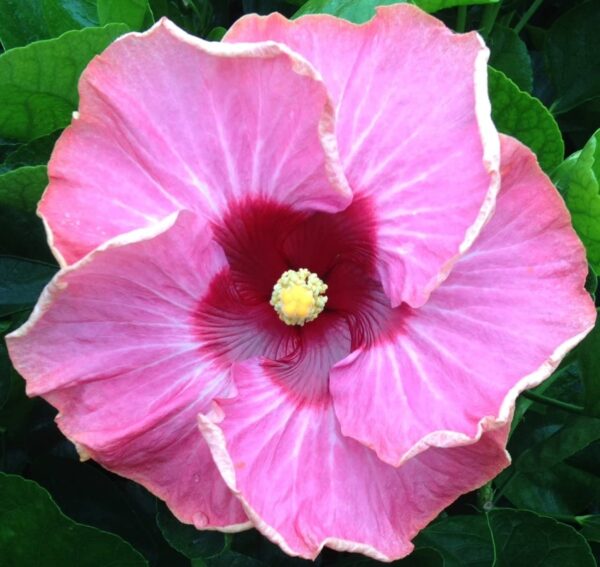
(270, 268, 328, 326)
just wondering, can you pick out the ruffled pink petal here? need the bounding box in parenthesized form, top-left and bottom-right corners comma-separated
(41, 18, 351, 265)
(7, 211, 248, 529)
(225, 5, 500, 307)
(199, 357, 510, 561)
(330, 136, 597, 467)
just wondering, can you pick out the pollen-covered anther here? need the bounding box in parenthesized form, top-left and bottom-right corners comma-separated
(270, 268, 328, 326)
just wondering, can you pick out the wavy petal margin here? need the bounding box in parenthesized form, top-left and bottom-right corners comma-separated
(330, 136, 597, 466)
(7, 211, 250, 530)
(199, 358, 510, 561)
(40, 18, 351, 266)
(225, 4, 500, 308)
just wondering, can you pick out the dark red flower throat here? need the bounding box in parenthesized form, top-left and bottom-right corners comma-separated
(195, 198, 391, 398)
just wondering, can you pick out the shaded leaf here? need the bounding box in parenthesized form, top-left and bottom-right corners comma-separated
(416, 515, 493, 567)
(334, 547, 444, 566)
(578, 310, 600, 415)
(413, 0, 497, 9)
(487, 509, 595, 567)
(30, 456, 177, 565)
(488, 25, 532, 92)
(228, 528, 310, 566)
(2, 132, 58, 170)
(0, 341, 10, 411)
(546, 1, 600, 114)
(489, 67, 564, 173)
(0, 256, 57, 316)
(516, 415, 600, 472)
(200, 551, 266, 567)
(416, 510, 595, 567)
(157, 501, 229, 560)
(0, 472, 148, 565)
(553, 129, 600, 272)
(0, 23, 128, 142)
(578, 515, 600, 544)
(0, 165, 53, 261)
(502, 462, 600, 516)
(500, 408, 600, 515)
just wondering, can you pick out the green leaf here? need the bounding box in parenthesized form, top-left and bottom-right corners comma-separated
(0, 23, 128, 142)
(0, 473, 148, 566)
(487, 25, 532, 92)
(0, 256, 57, 316)
(0, 0, 48, 49)
(499, 409, 600, 515)
(294, 0, 498, 20)
(0, 166, 53, 261)
(413, 0, 498, 12)
(0, 341, 11, 411)
(585, 265, 598, 298)
(415, 515, 493, 567)
(546, 1, 600, 114)
(0, 0, 100, 49)
(510, 359, 575, 434)
(417, 510, 595, 567)
(294, 0, 405, 22)
(0, 165, 47, 211)
(42, 0, 100, 37)
(515, 415, 600, 472)
(207, 26, 227, 41)
(98, 0, 153, 30)
(578, 311, 600, 416)
(200, 551, 266, 567)
(2, 131, 60, 170)
(156, 502, 229, 560)
(488, 67, 564, 173)
(487, 509, 595, 567)
(502, 462, 600, 516)
(334, 547, 444, 566)
(577, 515, 600, 544)
(29, 456, 169, 565)
(553, 129, 600, 272)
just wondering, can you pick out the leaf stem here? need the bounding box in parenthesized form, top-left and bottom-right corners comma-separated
(480, 1, 502, 38)
(492, 468, 519, 506)
(514, 0, 545, 34)
(521, 390, 585, 414)
(544, 513, 580, 525)
(456, 6, 467, 32)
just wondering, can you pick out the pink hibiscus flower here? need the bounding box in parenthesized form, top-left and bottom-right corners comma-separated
(6, 5, 596, 561)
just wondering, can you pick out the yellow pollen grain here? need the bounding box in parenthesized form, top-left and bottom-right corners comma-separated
(280, 285, 315, 319)
(270, 268, 328, 326)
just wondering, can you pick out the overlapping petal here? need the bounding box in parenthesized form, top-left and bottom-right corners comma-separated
(6, 211, 248, 529)
(226, 4, 500, 307)
(40, 19, 351, 265)
(199, 355, 510, 561)
(329, 136, 597, 467)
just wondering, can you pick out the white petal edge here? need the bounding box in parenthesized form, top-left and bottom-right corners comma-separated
(198, 405, 399, 562)
(417, 30, 501, 306)
(39, 17, 353, 268)
(8, 210, 254, 533)
(336, 318, 595, 468)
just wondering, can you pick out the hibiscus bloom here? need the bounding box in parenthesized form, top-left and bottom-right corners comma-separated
(6, 4, 595, 561)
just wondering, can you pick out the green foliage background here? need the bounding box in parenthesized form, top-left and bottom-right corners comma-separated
(0, 1, 599, 566)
